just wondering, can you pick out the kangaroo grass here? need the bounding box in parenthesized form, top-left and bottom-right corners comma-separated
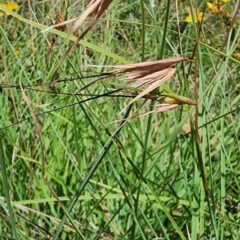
(1, 1, 239, 239)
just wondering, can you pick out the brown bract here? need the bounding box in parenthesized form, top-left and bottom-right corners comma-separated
(115, 57, 189, 111)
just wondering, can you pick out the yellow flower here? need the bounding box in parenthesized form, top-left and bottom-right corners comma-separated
(206, 2, 219, 13)
(222, 0, 230, 2)
(14, 47, 20, 56)
(185, 11, 206, 23)
(34, 86, 42, 91)
(233, 53, 240, 60)
(0, 2, 19, 17)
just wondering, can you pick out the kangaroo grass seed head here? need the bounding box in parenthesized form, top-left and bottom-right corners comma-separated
(117, 57, 189, 112)
(115, 57, 188, 72)
(120, 68, 171, 88)
(136, 96, 195, 118)
(115, 57, 189, 88)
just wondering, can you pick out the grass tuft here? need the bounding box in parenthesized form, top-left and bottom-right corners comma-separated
(0, 0, 239, 239)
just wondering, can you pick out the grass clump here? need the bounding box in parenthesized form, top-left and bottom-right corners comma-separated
(0, 0, 240, 239)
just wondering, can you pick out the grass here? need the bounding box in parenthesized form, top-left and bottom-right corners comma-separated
(0, 0, 240, 239)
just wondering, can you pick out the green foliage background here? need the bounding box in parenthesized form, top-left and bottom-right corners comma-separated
(0, 0, 239, 239)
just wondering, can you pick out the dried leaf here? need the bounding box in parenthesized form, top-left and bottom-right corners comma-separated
(182, 123, 191, 134)
(70, 0, 114, 38)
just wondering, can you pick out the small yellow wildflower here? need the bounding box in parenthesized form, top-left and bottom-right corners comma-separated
(233, 53, 240, 60)
(14, 47, 20, 56)
(0, 2, 19, 17)
(206, 2, 219, 13)
(185, 11, 206, 23)
(222, 0, 230, 3)
(34, 86, 42, 91)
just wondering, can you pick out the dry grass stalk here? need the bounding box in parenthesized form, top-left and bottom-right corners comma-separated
(44, 0, 114, 80)
(115, 57, 189, 111)
(134, 103, 180, 117)
(111, 103, 178, 124)
(47, 11, 65, 60)
(70, 0, 114, 38)
(44, 0, 113, 38)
